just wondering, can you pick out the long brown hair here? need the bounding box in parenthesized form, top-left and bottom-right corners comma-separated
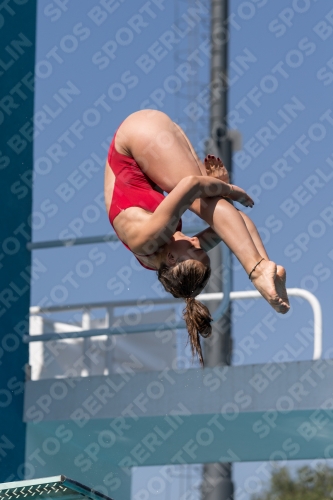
(157, 260, 212, 366)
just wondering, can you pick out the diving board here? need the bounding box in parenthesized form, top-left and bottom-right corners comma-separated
(0, 476, 114, 500)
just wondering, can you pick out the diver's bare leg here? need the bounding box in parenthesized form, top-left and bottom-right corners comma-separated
(238, 211, 289, 307)
(203, 156, 289, 310)
(193, 197, 290, 314)
(237, 211, 269, 260)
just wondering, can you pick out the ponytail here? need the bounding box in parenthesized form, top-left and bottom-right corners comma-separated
(183, 297, 212, 366)
(157, 260, 212, 366)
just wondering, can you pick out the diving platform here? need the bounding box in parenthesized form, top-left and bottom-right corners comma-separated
(24, 359, 333, 472)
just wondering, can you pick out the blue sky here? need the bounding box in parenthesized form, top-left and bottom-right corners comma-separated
(31, 0, 333, 497)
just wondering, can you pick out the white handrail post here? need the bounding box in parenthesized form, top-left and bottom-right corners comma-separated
(287, 288, 322, 360)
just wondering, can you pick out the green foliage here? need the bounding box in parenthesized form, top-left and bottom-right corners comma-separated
(251, 465, 333, 500)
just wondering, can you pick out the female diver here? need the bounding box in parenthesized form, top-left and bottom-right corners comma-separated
(104, 110, 290, 365)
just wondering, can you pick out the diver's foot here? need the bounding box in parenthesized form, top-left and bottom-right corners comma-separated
(251, 260, 290, 314)
(275, 265, 290, 311)
(204, 154, 230, 183)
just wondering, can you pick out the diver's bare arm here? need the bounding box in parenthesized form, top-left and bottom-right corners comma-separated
(131, 176, 232, 252)
(195, 226, 221, 252)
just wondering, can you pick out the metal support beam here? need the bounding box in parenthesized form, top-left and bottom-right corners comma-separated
(203, 0, 233, 497)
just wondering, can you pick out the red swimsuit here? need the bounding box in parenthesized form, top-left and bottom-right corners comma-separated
(108, 128, 182, 270)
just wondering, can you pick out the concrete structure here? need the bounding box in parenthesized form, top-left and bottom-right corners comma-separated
(0, 0, 36, 481)
(24, 360, 333, 473)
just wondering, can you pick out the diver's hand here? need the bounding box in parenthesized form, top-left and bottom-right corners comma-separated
(227, 184, 254, 208)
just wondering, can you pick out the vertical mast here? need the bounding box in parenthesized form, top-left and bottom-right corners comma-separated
(202, 1, 234, 498)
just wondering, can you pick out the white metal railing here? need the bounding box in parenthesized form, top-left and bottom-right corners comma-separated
(26, 288, 322, 360)
(202, 289, 322, 360)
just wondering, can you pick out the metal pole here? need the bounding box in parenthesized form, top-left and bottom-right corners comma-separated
(202, 0, 234, 498)
(206, 0, 229, 157)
